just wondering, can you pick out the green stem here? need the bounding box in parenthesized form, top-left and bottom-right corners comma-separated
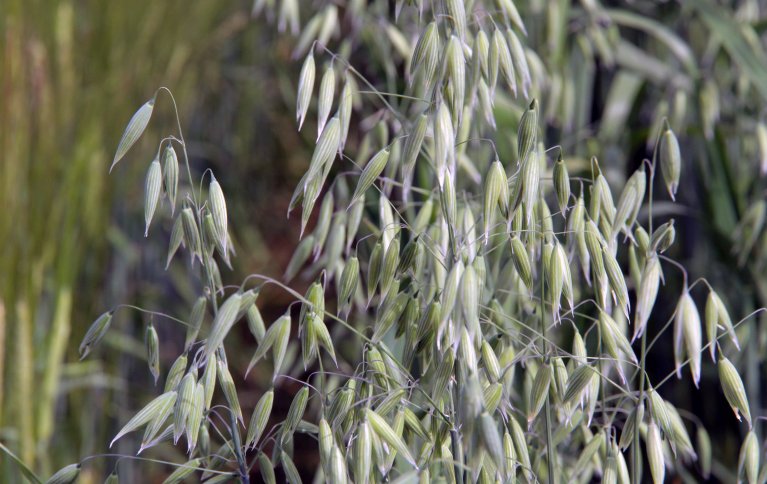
(448, 389, 464, 484)
(631, 331, 648, 482)
(597, 324, 609, 449)
(632, 123, 661, 483)
(157, 87, 198, 207)
(158, 87, 220, 315)
(540, 232, 555, 483)
(0, 442, 42, 484)
(230, 411, 249, 484)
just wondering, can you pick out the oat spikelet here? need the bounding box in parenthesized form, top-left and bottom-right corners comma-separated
(718, 356, 752, 427)
(111, 98, 155, 172)
(296, 51, 316, 130)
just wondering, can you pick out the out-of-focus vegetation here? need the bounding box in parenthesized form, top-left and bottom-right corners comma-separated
(2, 0, 767, 482)
(0, 0, 293, 480)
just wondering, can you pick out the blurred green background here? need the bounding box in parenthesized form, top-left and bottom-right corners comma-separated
(1, 0, 766, 481)
(0, 0, 313, 480)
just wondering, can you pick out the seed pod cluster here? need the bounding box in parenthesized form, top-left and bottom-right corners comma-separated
(100, 3, 758, 483)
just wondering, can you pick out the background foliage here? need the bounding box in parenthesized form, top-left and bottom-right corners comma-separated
(1, 0, 766, 482)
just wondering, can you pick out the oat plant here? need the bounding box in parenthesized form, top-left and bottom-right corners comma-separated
(46, 1, 766, 483)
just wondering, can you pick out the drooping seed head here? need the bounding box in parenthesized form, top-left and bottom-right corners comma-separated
(282, 387, 309, 443)
(174, 372, 199, 444)
(204, 292, 242, 359)
(354, 420, 372, 484)
(738, 431, 759, 484)
(166, 215, 185, 269)
(246, 389, 274, 449)
(483, 161, 507, 242)
(634, 254, 661, 340)
(409, 22, 440, 90)
(296, 51, 316, 130)
(434, 103, 455, 187)
(475, 30, 490, 79)
(181, 207, 202, 263)
(650, 219, 675, 253)
(185, 383, 204, 454)
(603, 246, 630, 318)
(492, 29, 516, 96)
(517, 99, 538, 162)
(553, 153, 570, 217)
(674, 290, 702, 386)
(353, 148, 390, 206)
(111, 98, 155, 172)
(718, 356, 752, 427)
(111, 390, 177, 449)
(505, 28, 532, 96)
(145, 322, 160, 384)
(165, 353, 188, 392)
(46, 463, 81, 484)
(660, 122, 681, 200)
(162, 144, 179, 215)
(697, 426, 712, 479)
(162, 458, 202, 484)
(144, 159, 162, 237)
(79, 310, 114, 360)
(646, 422, 665, 484)
(317, 65, 336, 138)
(445, 35, 466, 122)
(527, 363, 552, 423)
(758, 121, 767, 175)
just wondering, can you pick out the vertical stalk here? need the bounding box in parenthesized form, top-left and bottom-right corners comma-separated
(160, 88, 220, 316)
(14, 300, 34, 466)
(0, 302, 5, 428)
(36, 287, 72, 455)
(540, 230, 555, 483)
(543, 389, 555, 483)
(449, 389, 464, 484)
(631, 331, 648, 483)
(230, 411, 249, 484)
(632, 137, 658, 483)
(596, 323, 608, 450)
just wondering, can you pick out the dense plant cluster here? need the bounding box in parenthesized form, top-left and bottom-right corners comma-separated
(34, 1, 767, 483)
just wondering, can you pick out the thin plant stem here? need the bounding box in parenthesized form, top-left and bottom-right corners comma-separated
(540, 219, 555, 483)
(632, 123, 662, 483)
